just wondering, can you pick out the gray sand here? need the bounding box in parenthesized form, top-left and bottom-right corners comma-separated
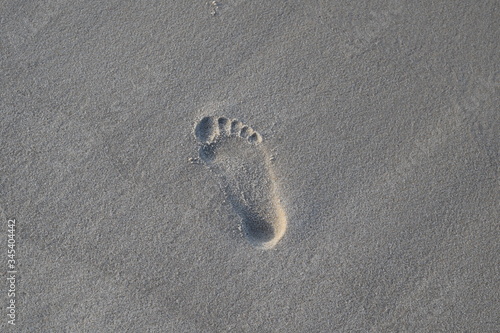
(1, 1, 499, 332)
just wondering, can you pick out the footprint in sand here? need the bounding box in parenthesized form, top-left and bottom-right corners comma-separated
(194, 116, 287, 249)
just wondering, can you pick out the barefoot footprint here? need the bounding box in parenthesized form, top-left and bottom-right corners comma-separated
(194, 116, 287, 249)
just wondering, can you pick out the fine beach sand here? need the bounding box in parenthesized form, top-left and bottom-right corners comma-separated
(1, 1, 499, 332)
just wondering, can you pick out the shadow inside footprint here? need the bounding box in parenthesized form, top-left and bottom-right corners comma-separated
(226, 194, 276, 245)
(195, 116, 218, 143)
(241, 214, 276, 244)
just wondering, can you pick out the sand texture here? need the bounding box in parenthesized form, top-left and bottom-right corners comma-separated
(1, 0, 499, 332)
